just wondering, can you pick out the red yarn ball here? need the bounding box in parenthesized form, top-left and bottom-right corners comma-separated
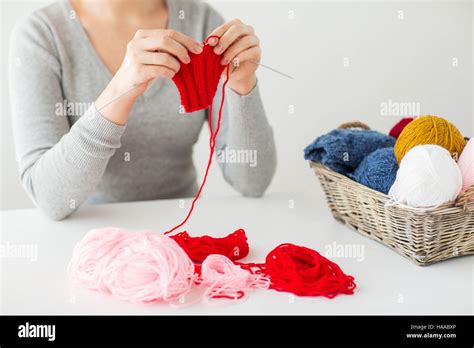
(389, 117, 414, 139)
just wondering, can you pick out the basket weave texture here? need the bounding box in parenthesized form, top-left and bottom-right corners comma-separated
(309, 161, 474, 266)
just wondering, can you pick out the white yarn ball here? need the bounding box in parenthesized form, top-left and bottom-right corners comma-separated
(388, 144, 462, 208)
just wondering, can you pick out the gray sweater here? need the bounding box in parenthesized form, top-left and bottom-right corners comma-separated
(8, 0, 276, 220)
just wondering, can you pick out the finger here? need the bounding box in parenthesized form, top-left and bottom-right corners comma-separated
(214, 24, 254, 55)
(207, 19, 242, 46)
(136, 52, 181, 73)
(139, 36, 191, 64)
(135, 29, 202, 54)
(134, 29, 201, 54)
(220, 35, 259, 65)
(141, 64, 176, 81)
(232, 46, 261, 67)
(164, 30, 203, 54)
(133, 29, 152, 39)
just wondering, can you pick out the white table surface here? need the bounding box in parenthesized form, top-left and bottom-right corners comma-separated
(1, 189, 472, 315)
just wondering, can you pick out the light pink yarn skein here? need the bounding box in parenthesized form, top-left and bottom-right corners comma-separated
(69, 228, 195, 304)
(458, 138, 474, 201)
(200, 254, 270, 301)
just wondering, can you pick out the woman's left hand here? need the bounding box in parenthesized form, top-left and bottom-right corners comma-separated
(208, 19, 260, 95)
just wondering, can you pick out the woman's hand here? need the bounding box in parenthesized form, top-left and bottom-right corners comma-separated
(96, 29, 202, 125)
(208, 19, 261, 96)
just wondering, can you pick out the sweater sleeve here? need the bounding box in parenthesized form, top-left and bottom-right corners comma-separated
(204, 5, 277, 197)
(8, 13, 125, 220)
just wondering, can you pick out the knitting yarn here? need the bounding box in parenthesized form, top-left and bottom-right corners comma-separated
(69, 227, 127, 291)
(265, 244, 356, 298)
(200, 255, 270, 301)
(70, 228, 357, 303)
(165, 36, 229, 234)
(394, 115, 466, 164)
(69, 35, 359, 306)
(69, 228, 195, 304)
(241, 243, 356, 298)
(389, 117, 414, 139)
(388, 145, 463, 208)
(170, 229, 249, 263)
(457, 138, 474, 201)
(351, 147, 398, 194)
(304, 128, 395, 176)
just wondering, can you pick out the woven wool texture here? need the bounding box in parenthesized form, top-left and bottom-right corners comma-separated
(172, 43, 226, 113)
(351, 147, 398, 194)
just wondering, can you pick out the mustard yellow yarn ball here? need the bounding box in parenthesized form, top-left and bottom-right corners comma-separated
(394, 115, 466, 164)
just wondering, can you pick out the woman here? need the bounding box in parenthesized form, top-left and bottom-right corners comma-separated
(9, 0, 276, 220)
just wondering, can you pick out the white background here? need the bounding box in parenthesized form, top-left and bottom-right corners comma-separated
(1, 0, 472, 210)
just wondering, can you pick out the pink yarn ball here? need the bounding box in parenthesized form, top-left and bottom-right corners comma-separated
(69, 227, 195, 304)
(458, 138, 474, 201)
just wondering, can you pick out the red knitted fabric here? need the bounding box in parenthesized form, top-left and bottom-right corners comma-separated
(170, 229, 249, 263)
(389, 117, 414, 139)
(172, 39, 226, 113)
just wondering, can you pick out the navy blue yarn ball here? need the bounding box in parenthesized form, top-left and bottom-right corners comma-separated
(351, 147, 398, 194)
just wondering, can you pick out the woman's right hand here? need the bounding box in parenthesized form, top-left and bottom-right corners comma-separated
(96, 29, 203, 125)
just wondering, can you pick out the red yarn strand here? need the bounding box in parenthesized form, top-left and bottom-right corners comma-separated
(264, 244, 356, 298)
(165, 41, 229, 235)
(166, 37, 356, 300)
(238, 244, 356, 298)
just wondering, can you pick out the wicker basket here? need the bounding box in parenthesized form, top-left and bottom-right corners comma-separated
(309, 122, 474, 266)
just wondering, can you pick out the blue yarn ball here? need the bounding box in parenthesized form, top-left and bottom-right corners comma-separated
(351, 147, 398, 194)
(304, 129, 396, 177)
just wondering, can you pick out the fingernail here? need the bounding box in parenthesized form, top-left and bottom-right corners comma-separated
(194, 44, 203, 53)
(184, 55, 190, 64)
(209, 37, 218, 46)
(214, 44, 223, 54)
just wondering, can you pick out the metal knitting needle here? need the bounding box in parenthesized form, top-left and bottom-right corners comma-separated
(97, 60, 293, 111)
(233, 59, 294, 80)
(249, 60, 294, 80)
(96, 83, 144, 112)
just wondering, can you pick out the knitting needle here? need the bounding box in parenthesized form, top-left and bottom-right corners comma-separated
(232, 58, 294, 80)
(249, 60, 294, 80)
(97, 60, 293, 112)
(96, 83, 143, 112)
